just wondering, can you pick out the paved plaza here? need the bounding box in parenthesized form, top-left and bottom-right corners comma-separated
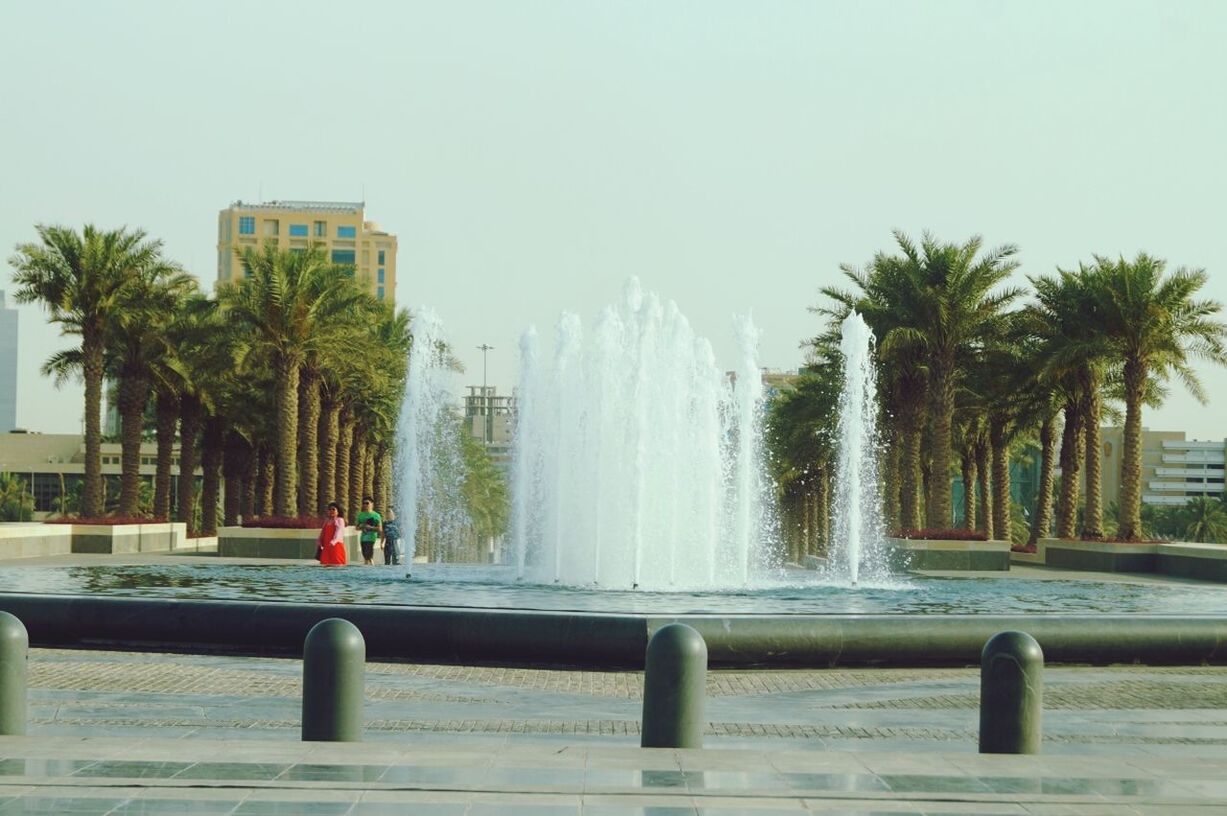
(1, 550, 1226, 812)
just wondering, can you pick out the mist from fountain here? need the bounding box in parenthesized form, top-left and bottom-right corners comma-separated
(510, 279, 778, 590)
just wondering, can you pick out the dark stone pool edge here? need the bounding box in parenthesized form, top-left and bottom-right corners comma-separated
(0, 593, 1224, 668)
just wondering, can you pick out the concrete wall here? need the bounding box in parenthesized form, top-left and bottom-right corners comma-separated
(0, 522, 188, 558)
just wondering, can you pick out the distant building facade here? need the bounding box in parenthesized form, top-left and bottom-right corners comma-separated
(1100, 427, 1225, 507)
(216, 200, 398, 301)
(0, 431, 199, 516)
(463, 386, 514, 470)
(0, 292, 17, 432)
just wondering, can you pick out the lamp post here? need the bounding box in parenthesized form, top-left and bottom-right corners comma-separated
(477, 344, 494, 443)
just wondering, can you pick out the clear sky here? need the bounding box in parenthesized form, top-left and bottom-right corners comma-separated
(2, 1, 1225, 438)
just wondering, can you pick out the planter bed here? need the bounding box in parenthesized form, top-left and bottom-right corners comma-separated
(887, 537, 1011, 571)
(218, 525, 360, 561)
(69, 522, 187, 554)
(1044, 539, 1158, 574)
(1158, 541, 1227, 583)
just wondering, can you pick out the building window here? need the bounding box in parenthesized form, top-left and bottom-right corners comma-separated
(377, 286, 385, 300)
(313, 221, 326, 237)
(337, 225, 357, 238)
(239, 216, 255, 235)
(378, 249, 385, 265)
(263, 219, 279, 237)
(289, 224, 308, 237)
(377, 268, 385, 283)
(331, 249, 356, 265)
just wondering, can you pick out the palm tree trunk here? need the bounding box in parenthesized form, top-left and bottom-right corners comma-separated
(199, 415, 224, 537)
(222, 429, 249, 526)
(1056, 400, 1083, 539)
(363, 440, 376, 503)
(961, 447, 977, 531)
(878, 425, 898, 530)
(257, 445, 275, 518)
(372, 443, 388, 516)
(819, 466, 831, 550)
(240, 445, 257, 521)
(318, 398, 340, 511)
(153, 390, 177, 520)
(799, 485, 810, 556)
(976, 438, 994, 540)
(336, 411, 354, 517)
(926, 364, 955, 529)
(117, 368, 150, 517)
(1081, 375, 1104, 539)
(349, 436, 365, 526)
(380, 447, 392, 516)
(273, 354, 300, 518)
(1119, 361, 1147, 540)
(901, 425, 924, 531)
(1029, 414, 1057, 546)
(297, 371, 321, 518)
(81, 334, 105, 518)
(990, 418, 1011, 543)
(176, 393, 202, 535)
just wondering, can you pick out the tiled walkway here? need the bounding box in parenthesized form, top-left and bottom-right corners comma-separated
(2, 735, 1226, 814)
(4, 551, 1227, 810)
(24, 648, 1227, 753)
(0, 647, 1224, 811)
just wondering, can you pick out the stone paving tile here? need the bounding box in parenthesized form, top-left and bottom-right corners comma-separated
(33, 647, 1227, 702)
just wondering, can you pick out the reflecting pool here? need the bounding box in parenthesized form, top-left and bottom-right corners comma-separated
(1, 563, 1224, 616)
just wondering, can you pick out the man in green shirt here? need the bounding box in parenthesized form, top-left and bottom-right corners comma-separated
(355, 496, 383, 566)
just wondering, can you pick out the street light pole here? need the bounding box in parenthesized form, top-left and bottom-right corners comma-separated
(477, 344, 494, 443)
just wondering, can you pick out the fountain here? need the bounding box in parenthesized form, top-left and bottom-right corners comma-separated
(511, 279, 777, 590)
(4, 289, 1225, 667)
(827, 311, 888, 585)
(393, 309, 469, 565)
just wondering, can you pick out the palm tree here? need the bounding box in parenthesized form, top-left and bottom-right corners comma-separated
(893, 235, 1025, 527)
(1180, 496, 1227, 544)
(859, 232, 1021, 528)
(221, 245, 365, 517)
(10, 225, 170, 517)
(1032, 268, 1117, 539)
(818, 261, 928, 531)
(459, 425, 509, 557)
(1091, 254, 1227, 540)
(0, 473, 34, 521)
(766, 366, 840, 559)
(106, 267, 197, 516)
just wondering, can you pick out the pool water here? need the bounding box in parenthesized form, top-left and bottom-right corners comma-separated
(1, 563, 1225, 615)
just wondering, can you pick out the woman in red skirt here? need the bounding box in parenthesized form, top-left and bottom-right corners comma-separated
(318, 502, 348, 565)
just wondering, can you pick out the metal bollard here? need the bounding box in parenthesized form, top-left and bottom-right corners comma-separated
(979, 630, 1043, 754)
(641, 623, 707, 748)
(0, 611, 28, 736)
(301, 618, 365, 742)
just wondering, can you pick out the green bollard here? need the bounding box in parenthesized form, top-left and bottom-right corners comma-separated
(641, 623, 707, 748)
(301, 618, 365, 742)
(979, 630, 1043, 754)
(0, 611, 28, 736)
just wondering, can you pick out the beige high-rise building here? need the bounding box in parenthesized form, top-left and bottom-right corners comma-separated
(216, 201, 398, 301)
(1100, 426, 1226, 507)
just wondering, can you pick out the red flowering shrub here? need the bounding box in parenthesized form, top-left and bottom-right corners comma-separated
(242, 516, 323, 529)
(892, 528, 988, 541)
(1011, 542, 1038, 553)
